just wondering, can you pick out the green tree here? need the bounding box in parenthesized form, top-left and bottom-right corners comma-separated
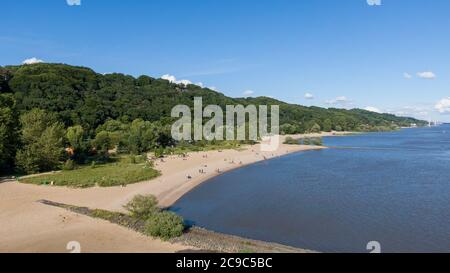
(126, 119, 170, 154)
(93, 131, 114, 154)
(310, 123, 321, 133)
(66, 125, 84, 150)
(0, 67, 12, 93)
(323, 119, 332, 132)
(16, 109, 66, 174)
(0, 94, 19, 172)
(66, 125, 88, 162)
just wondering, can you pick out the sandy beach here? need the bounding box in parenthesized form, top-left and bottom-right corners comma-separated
(0, 133, 343, 253)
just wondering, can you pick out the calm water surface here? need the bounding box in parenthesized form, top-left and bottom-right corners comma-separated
(172, 125, 450, 253)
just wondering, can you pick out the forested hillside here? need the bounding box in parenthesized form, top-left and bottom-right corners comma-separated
(0, 63, 426, 174)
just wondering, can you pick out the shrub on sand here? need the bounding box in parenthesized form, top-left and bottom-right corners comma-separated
(144, 211, 185, 240)
(124, 194, 159, 219)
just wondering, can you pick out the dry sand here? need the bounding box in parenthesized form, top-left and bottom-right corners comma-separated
(0, 133, 343, 253)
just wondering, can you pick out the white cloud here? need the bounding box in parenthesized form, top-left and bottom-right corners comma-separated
(304, 93, 314, 100)
(365, 106, 382, 113)
(243, 90, 254, 96)
(160, 75, 216, 90)
(387, 105, 433, 118)
(22, 57, 44, 65)
(179, 79, 193, 86)
(403, 72, 412, 79)
(67, 0, 81, 6)
(417, 71, 436, 79)
(161, 74, 177, 83)
(367, 0, 381, 6)
(326, 96, 351, 105)
(161, 74, 192, 86)
(435, 98, 450, 114)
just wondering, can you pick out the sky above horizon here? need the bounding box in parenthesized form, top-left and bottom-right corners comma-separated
(2, 0, 450, 121)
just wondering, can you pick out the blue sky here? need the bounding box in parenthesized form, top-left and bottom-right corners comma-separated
(2, 0, 450, 121)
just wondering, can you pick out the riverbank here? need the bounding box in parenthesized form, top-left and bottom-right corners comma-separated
(0, 132, 347, 253)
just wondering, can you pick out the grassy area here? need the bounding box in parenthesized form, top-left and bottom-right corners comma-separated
(19, 161, 160, 188)
(159, 141, 251, 156)
(284, 136, 323, 146)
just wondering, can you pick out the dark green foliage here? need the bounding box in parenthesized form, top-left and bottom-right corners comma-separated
(15, 109, 66, 174)
(63, 159, 76, 171)
(285, 137, 324, 146)
(124, 194, 159, 219)
(311, 138, 323, 146)
(302, 137, 323, 146)
(144, 211, 185, 240)
(283, 137, 300, 145)
(93, 131, 114, 154)
(0, 94, 19, 172)
(0, 67, 12, 93)
(66, 125, 84, 151)
(309, 123, 321, 133)
(66, 125, 90, 162)
(2, 63, 426, 137)
(323, 119, 332, 132)
(125, 194, 185, 240)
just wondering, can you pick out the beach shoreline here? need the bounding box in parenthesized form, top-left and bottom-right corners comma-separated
(0, 132, 347, 253)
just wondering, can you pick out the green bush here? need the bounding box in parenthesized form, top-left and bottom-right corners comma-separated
(124, 194, 159, 219)
(121, 154, 147, 165)
(311, 137, 323, 146)
(63, 159, 76, 171)
(144, 211, 185, 240)
(154, 147, 165, 158)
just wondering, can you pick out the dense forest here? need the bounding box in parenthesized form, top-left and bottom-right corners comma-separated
(0, 63, 426, 174)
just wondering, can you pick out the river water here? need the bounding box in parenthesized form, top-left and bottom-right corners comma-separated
(172, 125, 450, 253)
